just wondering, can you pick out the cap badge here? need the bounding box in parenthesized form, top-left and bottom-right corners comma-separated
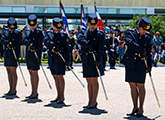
(30, 20, 35, 25)
(57, 23, 62, 27)
(91, 18, 96, 24)
(10, 25, 15, 28)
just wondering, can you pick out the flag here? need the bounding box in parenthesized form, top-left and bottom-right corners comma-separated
(60, 2, 69, 36)
(94, 5, 105, 31)
(81, 3, 87, 28)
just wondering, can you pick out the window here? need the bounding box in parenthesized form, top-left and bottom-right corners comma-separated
(134, 9, 146, 14)
(108, 9, 117, 14)
(13, 7, 25, 13)
(0, 7, 12, 12)
(34, 7, 47, 13)
(76, 8, 87, 13)
(97, 9, 107, 14)
(47, 8, 59, 13)
(120, 9, 133, 14)
(65, 8, 75, 13)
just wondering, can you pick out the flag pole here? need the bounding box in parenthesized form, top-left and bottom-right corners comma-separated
(59, 0, 62, 19)
(94, 1, 96, 14)
(80, 0, 82, 26)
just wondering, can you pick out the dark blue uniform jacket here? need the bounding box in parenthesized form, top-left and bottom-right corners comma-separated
(121, 29, 152, 70)
(1, 28, 21, 60)
(21, 28, 44, 60)
(44, 31, 69, 64)
(77, 28, 105, 64)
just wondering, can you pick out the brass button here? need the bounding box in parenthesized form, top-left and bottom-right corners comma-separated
(29, 39, 31, 41)
(12, 39, 14, 41)
(57, 41, 59, 43)
(144, 44, 146, 46)
(134, 57, 136, 60)
(94, 38, 96, 40)
(86, 53, 88, 55)
(127, 57, 129, 59)
(33, 38, 35, 40)
(88, 40, 90, 42)
(6, 48, 8, 50)
(135, 53, 137, 55)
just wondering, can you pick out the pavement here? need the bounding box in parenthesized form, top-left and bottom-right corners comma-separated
(0, 63, 164, 120)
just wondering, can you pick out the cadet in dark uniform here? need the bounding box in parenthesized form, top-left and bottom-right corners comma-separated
(22, 14, 44, 99)
(67, 31, 75, 69)
(121, 17, 152, 117)
(102, 34, 109, 71)
(1, 17, 21, 96)
(106, 30, 118, 69)
(77, 13, 105, 109)
(44, 17, 70, 104)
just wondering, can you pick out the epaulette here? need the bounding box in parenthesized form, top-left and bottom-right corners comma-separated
(15, 29, 21, 32)
(14, 29, 21, 34)
(3, 28, 9, 32)
(145, 32, 151, 36)
(98, 30, 105, 36)
(36, 28, 42, 32)
(98, 30, 104, 34)
(25, 29, 30, 32)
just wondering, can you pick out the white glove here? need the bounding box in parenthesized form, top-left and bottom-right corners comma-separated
(112, 43, 115, 47)
(110, 48, 115, 52)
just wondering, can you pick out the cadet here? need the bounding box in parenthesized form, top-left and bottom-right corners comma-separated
(67, 31, 75, 70)
(106, 30, 118, 69)
(121, 17, 152, 117)
(22, 14, 44, 99)
(1, 17, 21, 96)
(77, 13, 105, 109)
(102, 33, 109, 71)
(44, 17, 70, 104)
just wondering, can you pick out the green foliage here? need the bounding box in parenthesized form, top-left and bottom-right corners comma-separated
(128, 14, 165, 36)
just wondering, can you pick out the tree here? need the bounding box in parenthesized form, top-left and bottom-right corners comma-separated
(128, 14, 165, 36)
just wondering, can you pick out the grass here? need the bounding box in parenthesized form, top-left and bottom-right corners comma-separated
(0, 56, 164, 65)
(0, 57, 48, 64)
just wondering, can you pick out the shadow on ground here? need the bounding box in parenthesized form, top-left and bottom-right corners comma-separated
(21, 98, 43, 103)
(123, 115, 161, 120)
(1, 95, 20, 100)
(79, 108, 108, 115)
(44, 102, 71, 109)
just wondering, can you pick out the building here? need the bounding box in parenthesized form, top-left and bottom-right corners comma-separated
(0, 0, 165, 29)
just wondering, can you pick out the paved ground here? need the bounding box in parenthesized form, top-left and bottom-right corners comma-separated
(0, 63, 164, 120)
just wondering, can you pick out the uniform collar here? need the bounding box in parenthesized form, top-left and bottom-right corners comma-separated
(88, 28, 97, 33)
(54, 30, 61, 34)
(30, 28, 36, 33)
(135, 28, 140, 34)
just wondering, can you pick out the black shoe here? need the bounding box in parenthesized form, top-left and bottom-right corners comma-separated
(87, 102, 98, 109)
(57, 98, 65, 104)
(25, 95, 32, 99)
(83, 105, 89, 109)
(5, 91, 17, 96)
(126, 108, 139, 116)
(29, 94, 38, 99)
(4, 91, 11, 96)
(136, 110, 143, 117)
(57, 101, 64, 104)
(50, 97, 60, 103)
